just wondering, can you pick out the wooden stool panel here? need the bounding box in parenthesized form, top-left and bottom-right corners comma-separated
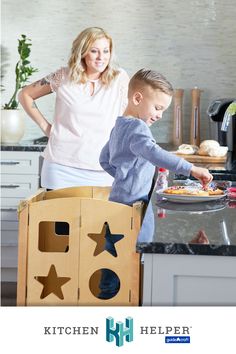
(17, 187, 142, 306)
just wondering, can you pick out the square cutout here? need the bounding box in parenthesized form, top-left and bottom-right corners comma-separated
(38, 221, 70, 252)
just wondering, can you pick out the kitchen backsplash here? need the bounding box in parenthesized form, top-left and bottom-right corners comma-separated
(2, 0, 236, 143)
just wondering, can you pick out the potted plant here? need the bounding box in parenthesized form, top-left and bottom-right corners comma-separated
(1, 34, 38, 143)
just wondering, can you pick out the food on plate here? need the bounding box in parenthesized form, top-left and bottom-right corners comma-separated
(176, 144, 199, 155)
(198, 140, 228, 157)
(162, 185, 224, 196)
(208, 188, 225, 195)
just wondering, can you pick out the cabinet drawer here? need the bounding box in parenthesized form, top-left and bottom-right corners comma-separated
(1, 174, 39, 198)
(1, 220, 18, 231)
(1, 151, 41, 174)
(1, 268, 17, 282)
(1, 197, 27, 208)
(1, 230, 18, 246)
(1, 245, 18, 268)
(1, 208, 18, 221)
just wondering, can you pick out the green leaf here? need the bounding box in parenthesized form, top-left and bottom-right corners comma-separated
(22, 60, 30, 65)
(21, 47, 31, 59)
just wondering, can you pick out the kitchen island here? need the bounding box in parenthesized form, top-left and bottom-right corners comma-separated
(137, 172, 236, 306)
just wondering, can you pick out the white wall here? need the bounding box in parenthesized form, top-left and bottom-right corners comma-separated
(2, 0, 236, 142)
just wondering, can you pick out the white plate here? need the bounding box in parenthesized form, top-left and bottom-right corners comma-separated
(157, 191, 227, 203)
(156, 199, 227, 212)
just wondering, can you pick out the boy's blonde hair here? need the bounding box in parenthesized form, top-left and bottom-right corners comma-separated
(128, 68, 174, 97)
(68, 27, 119, 85)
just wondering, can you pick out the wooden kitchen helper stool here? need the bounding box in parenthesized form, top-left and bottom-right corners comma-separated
(17, 186, 143, 306)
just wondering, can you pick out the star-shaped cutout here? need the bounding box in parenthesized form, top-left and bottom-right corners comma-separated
(88, 222, 124, 257)
(34, 264, 70, 299)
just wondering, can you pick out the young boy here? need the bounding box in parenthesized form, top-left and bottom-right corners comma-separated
(98, 69, 212, 299)
(100, 68, 212, 207)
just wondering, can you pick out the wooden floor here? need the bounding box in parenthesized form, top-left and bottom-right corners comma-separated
(1, 282, 17, 306)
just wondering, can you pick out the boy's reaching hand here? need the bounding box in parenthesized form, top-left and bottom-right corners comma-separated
(190, 165, 213, 189)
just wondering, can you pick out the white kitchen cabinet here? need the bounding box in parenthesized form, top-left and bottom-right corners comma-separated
(1, 150, 42, 283)
(142, 253, 236, 306)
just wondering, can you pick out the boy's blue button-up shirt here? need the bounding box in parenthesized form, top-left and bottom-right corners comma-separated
(100, 116, 193, 206)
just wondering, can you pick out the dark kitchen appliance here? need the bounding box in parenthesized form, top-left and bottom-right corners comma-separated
(174, 98, 236, 185)
(207, 98, 236, 171)
(207, 98, 235, 149)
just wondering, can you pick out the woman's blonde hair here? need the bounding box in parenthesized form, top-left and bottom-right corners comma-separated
(68, 27, 119, 85)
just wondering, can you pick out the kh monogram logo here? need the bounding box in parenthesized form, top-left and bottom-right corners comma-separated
(106, 316, 133, 347)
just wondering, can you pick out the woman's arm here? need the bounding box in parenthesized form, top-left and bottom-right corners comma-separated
(18, 78, 53, 137)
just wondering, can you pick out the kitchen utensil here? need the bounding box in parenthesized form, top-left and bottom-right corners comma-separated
(190, 87, 202, 146)
(172, 89, 184, 146)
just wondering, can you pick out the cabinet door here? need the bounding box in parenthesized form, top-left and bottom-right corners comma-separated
(142, 254, 236, 306)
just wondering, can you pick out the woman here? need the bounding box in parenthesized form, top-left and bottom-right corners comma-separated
(19, 27, 129, 189)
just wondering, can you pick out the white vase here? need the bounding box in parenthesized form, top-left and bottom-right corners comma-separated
(1, 109, 25, 143)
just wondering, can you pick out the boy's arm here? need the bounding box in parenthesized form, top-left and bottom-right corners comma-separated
(130, 128, 192, 176)
(99, 142, 116, 177)
(130, 126, 212, 187)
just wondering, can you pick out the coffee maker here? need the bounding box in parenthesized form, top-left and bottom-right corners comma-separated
(207, 98, 236, 175)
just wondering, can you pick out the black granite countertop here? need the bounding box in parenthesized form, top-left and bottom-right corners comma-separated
(1, 138, 47, 152)
(136, 173, 236, 257)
